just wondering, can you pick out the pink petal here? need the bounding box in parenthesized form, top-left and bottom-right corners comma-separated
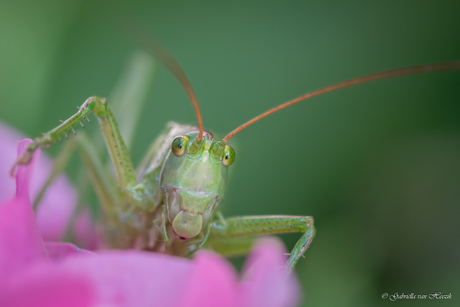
(178, 250, 239, 307)
(34, 251, 193, 307)
(0, 122, 78, 241)
(73, 207, 103, 250)
(15, 139, 39, 200)
(18, 250, 239, 307)
(0, 138, 49, 281)
(0, 198, 49, 282)
(238, 238, 301, 307)
(0, 268, 94, 307)
(45, 242, 93, 262)
(0, 121, 25, 201)
(33, 170, 78, 242)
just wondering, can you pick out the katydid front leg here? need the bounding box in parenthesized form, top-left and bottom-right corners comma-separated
(206, 215, 315, 274)
(14, 97, 137, 191)
(13, 96, 150, 214)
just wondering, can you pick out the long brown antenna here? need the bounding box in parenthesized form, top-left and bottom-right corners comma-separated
(106, 6, 204, 140)
(223, 61, 460, 142)
(137, 33, 204, 140)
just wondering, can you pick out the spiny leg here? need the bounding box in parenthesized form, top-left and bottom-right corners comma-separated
(13, 97, 144, 207)
(207, 215, 315, 274)
(12, 97, 96, 168)
(13, 96, 152, 248)
(91, 98, 137, 191)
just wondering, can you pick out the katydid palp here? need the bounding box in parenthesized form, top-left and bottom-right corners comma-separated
(10, 33, 460, 273)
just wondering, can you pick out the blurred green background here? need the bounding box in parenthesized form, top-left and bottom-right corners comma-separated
(1, 0, 459, 306)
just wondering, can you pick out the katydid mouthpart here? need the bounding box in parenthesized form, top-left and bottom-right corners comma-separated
(10, 33, 460, 273)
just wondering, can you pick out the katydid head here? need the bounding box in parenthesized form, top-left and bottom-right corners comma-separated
(160, 132, 234, 239)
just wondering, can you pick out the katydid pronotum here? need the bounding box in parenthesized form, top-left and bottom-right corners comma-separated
(10, 37, 459, 273)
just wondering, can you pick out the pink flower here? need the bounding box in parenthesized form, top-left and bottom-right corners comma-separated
(0, 122, 99, 249)
(0, 122, 78, 242)
(0, 127, 301, 307)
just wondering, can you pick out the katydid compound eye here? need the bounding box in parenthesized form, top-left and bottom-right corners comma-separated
(222, 145, 235, 166)
(171, 135, 190, 157)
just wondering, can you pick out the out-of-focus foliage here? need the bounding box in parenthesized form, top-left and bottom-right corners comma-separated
(1, 0, 459, 306)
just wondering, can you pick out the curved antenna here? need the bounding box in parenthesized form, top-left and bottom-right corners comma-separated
(223, 61, 460, 142)
(138, 34, 204, 140)
(110, 8, 204, 141)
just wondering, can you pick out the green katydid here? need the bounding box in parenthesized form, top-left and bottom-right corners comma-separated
(10, 35, 460, 273)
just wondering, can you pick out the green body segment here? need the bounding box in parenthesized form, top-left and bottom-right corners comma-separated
(213, 216, 313, 237)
